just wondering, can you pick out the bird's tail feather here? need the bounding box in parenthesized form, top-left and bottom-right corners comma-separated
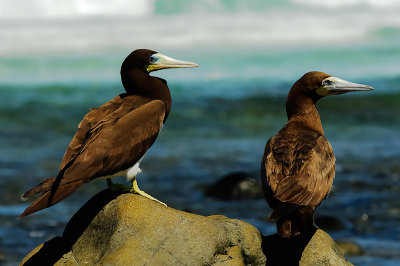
(18, 180, 84, 219)
(20, 177, 56, 201)
(275, 206, 315, 238)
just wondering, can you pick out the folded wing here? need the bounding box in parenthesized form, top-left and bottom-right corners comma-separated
(19, 97, 166, 218)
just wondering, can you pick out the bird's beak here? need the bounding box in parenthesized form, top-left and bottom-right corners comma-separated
(146, 53, 199, 72)
(316, 76, 374, 96)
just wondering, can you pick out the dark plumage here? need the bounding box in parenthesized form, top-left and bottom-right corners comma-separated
(19, 49, 198, 218)
(261, 71, 373, 237)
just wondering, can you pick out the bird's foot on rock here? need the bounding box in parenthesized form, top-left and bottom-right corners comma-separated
(130, 178, 167, 207)
(131, 188, 168, 207)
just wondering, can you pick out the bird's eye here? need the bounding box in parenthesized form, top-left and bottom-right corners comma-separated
(149, 55, 157, 63)
(323, 80, 333, 86)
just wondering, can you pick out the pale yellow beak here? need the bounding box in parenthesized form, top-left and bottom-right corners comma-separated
(146, 53, 199, 72)
(316, 76, 374, 96)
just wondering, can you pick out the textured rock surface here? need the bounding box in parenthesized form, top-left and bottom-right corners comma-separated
(21, 190, 266, 265)
(21, 190, 354, 266)
(299, 230, 353, 266)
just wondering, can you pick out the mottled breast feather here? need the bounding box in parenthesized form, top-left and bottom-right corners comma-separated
(262, 121, 335, 209)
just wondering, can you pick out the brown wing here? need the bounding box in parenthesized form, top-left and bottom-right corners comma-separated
(59, 94, 151, 171)
(19, 99, 165, 218)
(61, 99, 166, 182)
(262, 122, 335, 209)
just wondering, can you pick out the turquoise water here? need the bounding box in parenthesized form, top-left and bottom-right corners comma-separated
(1, 0, 400, 264)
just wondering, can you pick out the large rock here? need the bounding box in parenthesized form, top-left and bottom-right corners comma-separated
(21, 190, 266, 265)
(21, 190, 353, 266)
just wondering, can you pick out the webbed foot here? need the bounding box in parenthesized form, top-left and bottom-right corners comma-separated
(130, 177, 167, 207)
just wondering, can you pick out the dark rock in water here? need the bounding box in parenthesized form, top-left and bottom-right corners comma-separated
(206, 172, 264, 200)
(316, 215, 346, 231)
(336, 240, 364, 256)
(21, 190, 266, 265)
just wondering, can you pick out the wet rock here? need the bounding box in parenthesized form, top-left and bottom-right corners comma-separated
(21, 190, 266, 265)
(336, 240, 364, 256)
(316, 215, 346, 231)
(206, 172, 264, 200)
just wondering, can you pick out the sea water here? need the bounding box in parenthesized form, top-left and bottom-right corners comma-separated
(1, 0, 400, 264)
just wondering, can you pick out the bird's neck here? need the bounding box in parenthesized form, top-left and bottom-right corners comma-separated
(123, 69, 172, 117)
(286, 93, 324, 135)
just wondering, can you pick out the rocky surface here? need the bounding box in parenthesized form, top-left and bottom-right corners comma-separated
(299, 230, 353, 266)
(21, 189, 354, 266)
(21, 190, 266, 265)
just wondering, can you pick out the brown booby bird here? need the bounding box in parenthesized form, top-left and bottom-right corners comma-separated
(18, 49, 198, 218)
(261, 71, 373, 237)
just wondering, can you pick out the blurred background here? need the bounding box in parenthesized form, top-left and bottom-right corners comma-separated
(1, 0, 400, 264)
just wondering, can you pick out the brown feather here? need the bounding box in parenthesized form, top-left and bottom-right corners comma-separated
(261, 71, 372, 237)
(262, 121, 335, 216)
(20, 98, 166, 217)
(21, 177, 55, 199)
(60, 99, 165, 181)
(19, 49, 183, 218)
(261, 72, 336, 238)
(59, 95, 152, 171)
(18, 179, 85, 218)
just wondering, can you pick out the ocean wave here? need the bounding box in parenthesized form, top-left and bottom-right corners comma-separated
(2, 10, 400, 55)
(291, 0, 400, 8)
(3, 0, 400, 20)
(1, 0, 399, 56)
(1, 1, 399, 86)
(0, 0, 154, 19)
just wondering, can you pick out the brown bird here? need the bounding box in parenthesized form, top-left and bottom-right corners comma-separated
(261, 71, 373, 238)
(19, 49, 198, 218)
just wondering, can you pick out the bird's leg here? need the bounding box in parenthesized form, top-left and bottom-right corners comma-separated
(107, 178, 131, 192)
(130, 176, 167, 207)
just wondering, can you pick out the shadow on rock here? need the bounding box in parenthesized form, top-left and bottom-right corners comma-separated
(262, 227, 317, 266)
(22, 189, 123, 266)
(262, 228, 353, 266)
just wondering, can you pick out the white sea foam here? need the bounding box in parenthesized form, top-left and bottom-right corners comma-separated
(1, 0, 399, 84)
(2, 8, 400, 57)
(291, 0, 400, 8)
(0, 0, 154, 19)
